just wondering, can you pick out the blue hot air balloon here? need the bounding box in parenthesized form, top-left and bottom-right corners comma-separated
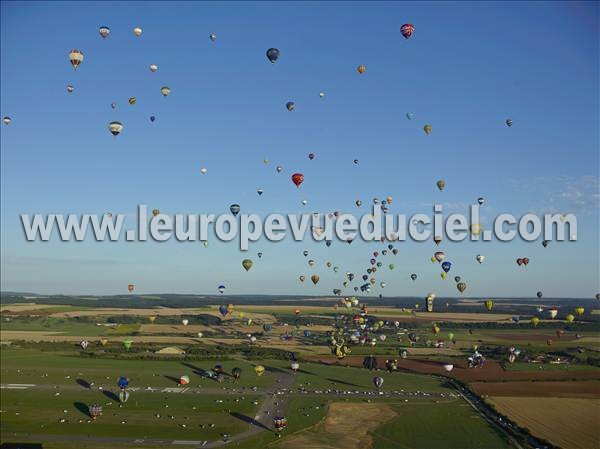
(117, 376, 129, 390)
(441, 261, 452, 273)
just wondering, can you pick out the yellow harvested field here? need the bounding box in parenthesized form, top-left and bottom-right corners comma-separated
(0, 331, 198, 344)
(275, 402, 396, 449)
(488, 397, 600, 449)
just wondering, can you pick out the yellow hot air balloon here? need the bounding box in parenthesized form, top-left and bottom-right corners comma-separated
(242, 259, 253, 271)
(574, 307, 584, 316)
(565, 313, 575, 323)
(424, 124, 432, 135)
(133, 27, 143, 37)
(239, 311, 245, 319)
(69, 49, 84, 70)
(531, 316, 540, 327)
(99, 338, 108, 346)
(484, 299, 494, 311)
(148, 315, 157, 323)
(357, 64, 366, 74)
(128, 96, 136, 105)
(471, 223, 483, 236)
(440, 272, 447, 280)
(160, 86, 171, 97)
(432, 323, 441, 334)
(254, 365, 265, 376)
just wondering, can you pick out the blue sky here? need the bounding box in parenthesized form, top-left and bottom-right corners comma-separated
(1, 1, 598, 298)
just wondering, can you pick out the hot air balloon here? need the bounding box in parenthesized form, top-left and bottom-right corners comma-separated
(363, 355, 378, 370)
(209, 32, 217, 42)
(89, 404, 103, 420)
(433, 235, 442, 245)
(484, 299, 494, 311)
(426, 293, 436, 312)
(476, 255, 485, 264)
(286, 102, 295, 111)
(231, 367, 242, 380)
(542, 240, 549, 247)
(434, 251, 445, 262)
(291, 173, 304, 187)
(506, 118, 513, 127)
(311, 275, 319, 285)
(424, 124, 432, 135)
(150, 116, 156, 122)
(218, 285, 226, 294)
(441, 261, 452, 273)
(471, 223, 483, 237)
(457, 282, 467, 293)
(69, 49, 84, 70)
(117, 376, 129, 389)
(273, 416, 288, 432)
(179, 375, 190, 385)
(230, 204, 240, 216)
(565, 313, 575, 323)
(410, 273, 417, 281)
(99, 26, 110, 38)
(116, 389, 129, 403)
(373, 376, 384, 389)
(443, 364, 454, 373)
(400, 23, 415, 39)
(575, 307, 585, 316)
(200, 167, 208, 174)
(108, 121, 124, 136)
(276, 165, 283, 173)
(548, 308, 558, 319)
(290, 361, 300, 372)
(123, 339, 133, 350)
(80, 340, 89, 350)
(128, 97, 136, 105)
(432, 323, 441, 334)
(530, 317, 540, 327)
(436, 179, 445, 191)
(266, 48, 280, 63)
(150, 64, 158, 72)
(319, 91, 325, 98)
(299, 275, 305, 282)
(67, 85, 74, 93)
(99, 337, 108, 346)
(357, 64, 366, 74)
(257, 188, 264, 196)
(160, 86, 171, 97)
(254, 365, 265, 376)
(182, 319, 189, 326)
(127, 284, 134, 293)
(2, 117, 11, 125)
(242, 259, 253, 271)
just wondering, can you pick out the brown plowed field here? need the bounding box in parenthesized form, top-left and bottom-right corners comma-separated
(471, 381, 600, 398)
(304, 355, 600, 382)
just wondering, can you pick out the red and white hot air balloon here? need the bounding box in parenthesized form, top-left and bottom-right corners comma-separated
(400, 24, 415, 39)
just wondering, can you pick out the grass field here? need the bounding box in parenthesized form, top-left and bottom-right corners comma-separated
(1, 388, 259, 441)
(371, 400, 509, 449)
(1, 349, 277, 389)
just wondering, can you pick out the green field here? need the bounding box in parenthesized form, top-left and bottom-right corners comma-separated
(1, 349, 277, 389)
(372, 400, 509, 449)
(1, 389, 259, 440)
